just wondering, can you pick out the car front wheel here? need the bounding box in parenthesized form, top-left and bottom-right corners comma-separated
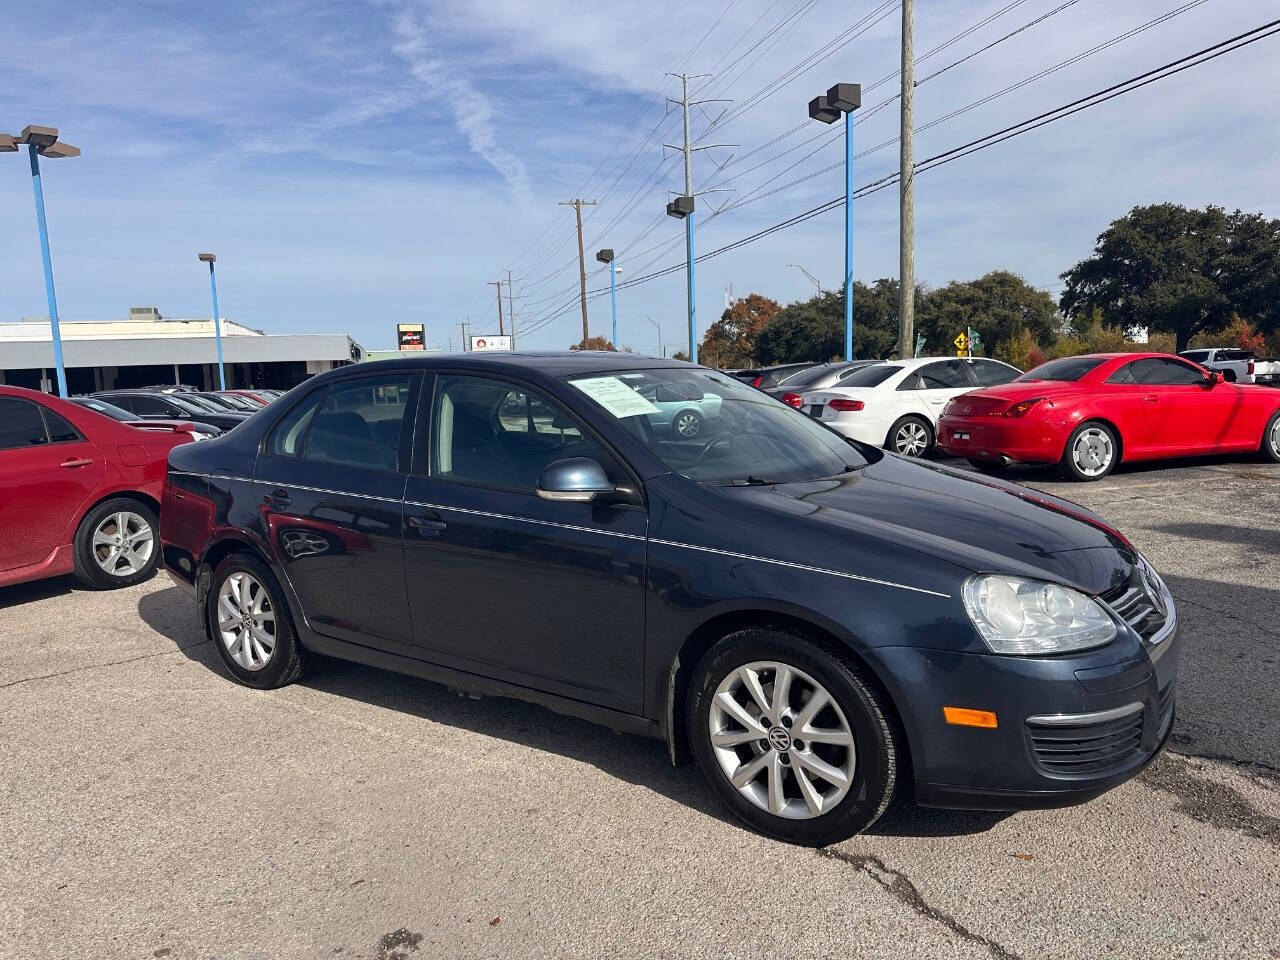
(687, 627, 900, 846)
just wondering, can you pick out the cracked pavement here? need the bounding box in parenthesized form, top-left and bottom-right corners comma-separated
(2, 454, 1278, 959)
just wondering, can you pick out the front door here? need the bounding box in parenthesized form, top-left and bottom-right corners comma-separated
(0, 398, 106, 571)
(402, 373, 647, 713)
(1128, 356, 1233, 451)
(253, 373, 418, 658)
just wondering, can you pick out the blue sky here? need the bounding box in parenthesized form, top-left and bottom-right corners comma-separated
(1, 0, 1277, 354)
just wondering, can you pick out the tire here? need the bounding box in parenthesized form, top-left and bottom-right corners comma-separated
(205, 552, 307, 689)
(72, 497, 160, 589)
(966, 457, 1006, 474)
(1059, 420, 1118, 481)
(1261, 409, 1280, 463)
(687, 627, 900, 846)
(673, 409, 703, 439)
(885, 415, 933, 458)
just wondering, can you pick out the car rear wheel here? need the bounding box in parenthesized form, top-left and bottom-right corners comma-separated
(72, 498, 160, 589)
(886, 416, 933, 458)
(1261, 409, 1280, 463)
(206, 553, 307, 689)
(687, 627, 900, 846)
(673, 409, 703, 438)
(1060, 421, 1118, 481)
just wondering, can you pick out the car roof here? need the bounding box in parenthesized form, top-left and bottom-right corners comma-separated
(351, 350, 693, 378)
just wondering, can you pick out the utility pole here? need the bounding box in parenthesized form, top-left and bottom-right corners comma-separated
(664, 74, 733, 364)
(899, 0, 915, 359)
(489, 280, 504, 335)
(559, 199, 596, 346)
(459, 320, 469, 351)
(505, 268, 517, 347)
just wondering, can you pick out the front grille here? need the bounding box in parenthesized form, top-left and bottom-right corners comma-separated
(1102, 570, 1170, 643)
(1026, 704, 1146, 776)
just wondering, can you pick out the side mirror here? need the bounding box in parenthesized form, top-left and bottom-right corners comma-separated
(536, 457, 617, 502)
(1204, 371, 1222, 388)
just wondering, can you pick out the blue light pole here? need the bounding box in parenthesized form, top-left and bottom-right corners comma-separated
(198, 253, 226, 389)
(5, 126, 80, 396)
(686, 212, 698, 364)
(808, 84, 861, 361)
(595, 248, 618, 349)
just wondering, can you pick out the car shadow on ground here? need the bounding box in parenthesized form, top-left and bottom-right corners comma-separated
(138, 584, 1008, 840)
(939, 450, 1267, 484)
(0, 574, 77, 611)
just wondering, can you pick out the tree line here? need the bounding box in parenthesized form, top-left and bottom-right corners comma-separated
(693, 203, 1280, 370)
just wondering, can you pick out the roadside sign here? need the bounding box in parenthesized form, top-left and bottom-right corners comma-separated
(470, 335, 512, 352)
(954, 331, 968, 356)
(396, 323, 425, 351)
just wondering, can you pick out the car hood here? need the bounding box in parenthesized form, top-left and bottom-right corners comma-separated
(723, 454, 1135, 597)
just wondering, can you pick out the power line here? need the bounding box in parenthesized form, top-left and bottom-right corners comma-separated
(514, 19, 1279, 340)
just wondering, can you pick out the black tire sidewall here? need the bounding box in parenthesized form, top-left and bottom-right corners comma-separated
(73, 498, 160, 589)
(967, 457, 1005, 474)
(205, 553, 303, 689)
(886, 416, 933, 457)
(687, 628, 898, 846)
(1060, 420, 1117, 481)
(1263, 409, 1280, 462)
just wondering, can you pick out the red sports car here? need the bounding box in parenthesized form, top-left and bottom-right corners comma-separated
(0, 385, 194, 590)
(937, 352, 1280, 480)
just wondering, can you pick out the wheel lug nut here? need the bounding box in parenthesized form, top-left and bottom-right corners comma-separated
(781, 716, 793, 727)
(758, 740, 769, 751)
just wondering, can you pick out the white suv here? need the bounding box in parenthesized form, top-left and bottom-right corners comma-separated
(800, 356, 1021, 456)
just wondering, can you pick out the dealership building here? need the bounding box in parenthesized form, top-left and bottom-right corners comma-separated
(0, 307, 364, 395)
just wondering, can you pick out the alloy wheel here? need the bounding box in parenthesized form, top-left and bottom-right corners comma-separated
(91, 511, 154, 577)
(708, 661, 856, 820)
(1073, 427, 1113, 477)
(894, 421, 929, 457)
(216, 572, 277, 671)
(1271, 416, 1280, 456)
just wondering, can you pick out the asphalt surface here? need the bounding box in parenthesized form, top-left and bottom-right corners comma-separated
(2, 454, 1278, 960)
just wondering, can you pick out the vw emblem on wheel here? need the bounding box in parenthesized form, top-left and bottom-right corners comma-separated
(767, 725, 792, 752)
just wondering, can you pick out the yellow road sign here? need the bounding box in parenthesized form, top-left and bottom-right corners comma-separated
(954, 332, 968, 355)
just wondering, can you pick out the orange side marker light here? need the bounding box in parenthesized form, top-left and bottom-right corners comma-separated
(943, 707, 998, 729)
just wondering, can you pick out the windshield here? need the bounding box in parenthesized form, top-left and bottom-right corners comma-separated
(76, 398, 139, 421)
(163, 394, 215, 415)
(839, 364, 900, 388)
(176, 394, 224, 412)
(1018, 356, 1106, 382)
(196, 393, 238, 410)
(567, 368, 868, 484)
(216, 394, 257, 410)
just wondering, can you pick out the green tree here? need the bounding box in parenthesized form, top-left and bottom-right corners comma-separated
(698, 293, 780, 368)
(569, 336, 616, 351)
(752, 280, 915, 364)
(1060, 204, 1280, 351)
(916, 271, 1057, 357)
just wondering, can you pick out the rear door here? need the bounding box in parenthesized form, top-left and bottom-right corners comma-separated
(0, 398, 105, 571)
(253, 374, 418, 657)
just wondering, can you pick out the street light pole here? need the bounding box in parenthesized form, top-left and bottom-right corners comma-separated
(639, 314, 662, 358)
(198, 253, 226, 389)
(787, 264, 822, 296)
(595, 248, 618, 349)
(6, 126, 80, 397)
(808, 85, 861, 361)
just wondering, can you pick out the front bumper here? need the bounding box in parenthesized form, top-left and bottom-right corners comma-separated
(936, 415, 1064, 464)
(866, 613, 1180, 811)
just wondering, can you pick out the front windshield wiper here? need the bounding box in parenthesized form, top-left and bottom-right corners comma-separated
(728, 476, 772, 486)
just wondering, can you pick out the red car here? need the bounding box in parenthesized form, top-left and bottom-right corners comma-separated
(937, 352, 1280, 480)
(0, 385, 193, 590)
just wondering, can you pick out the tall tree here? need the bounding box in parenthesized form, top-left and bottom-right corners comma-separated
(916, 271, 1058, 356)
(751, 280, 915, 364)
(698, 293, 780, 368)
(1059, 204, 1280, 350)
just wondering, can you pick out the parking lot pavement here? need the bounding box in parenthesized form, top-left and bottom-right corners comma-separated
(2, 458, 1278, 960)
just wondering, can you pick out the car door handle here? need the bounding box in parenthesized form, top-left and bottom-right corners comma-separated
(263, 488, 292, 508)
(407, 514, 448, 537)
(1143, 395, 1160, 404)
(59, 457, 93, 468)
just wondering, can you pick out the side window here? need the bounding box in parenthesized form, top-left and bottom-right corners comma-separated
(129, 395, 173, 417)
(108, 395, 136, 413)
(433, 375, 611, 492)
(267, 388, 328, 458)
(971, 360, 1019, 387)
(302, 376, 412, 472)
(1107, 363, 1138, 385)
(41, 408, 84, 443)
(0, 399, 50, 450)
(896, 371, 923, 391)
(1131, 358, 1204, 385)
(917, 360, 971, 389)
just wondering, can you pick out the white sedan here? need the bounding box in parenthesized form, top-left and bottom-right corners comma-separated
(800, 356, 1021, 457)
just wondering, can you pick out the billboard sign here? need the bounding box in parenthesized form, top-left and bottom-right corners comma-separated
(396, 323, 425, 351)
(470, 335, 512, 352)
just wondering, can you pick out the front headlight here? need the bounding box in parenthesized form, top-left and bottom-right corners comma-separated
(963, 574, 1117, 655)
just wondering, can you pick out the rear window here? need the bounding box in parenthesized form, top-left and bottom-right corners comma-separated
(1180, 350, 1210, 363)
(1018, 356, 1106, 382)
(840, 364, 901, 388)
(780, 364, 847, 388)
